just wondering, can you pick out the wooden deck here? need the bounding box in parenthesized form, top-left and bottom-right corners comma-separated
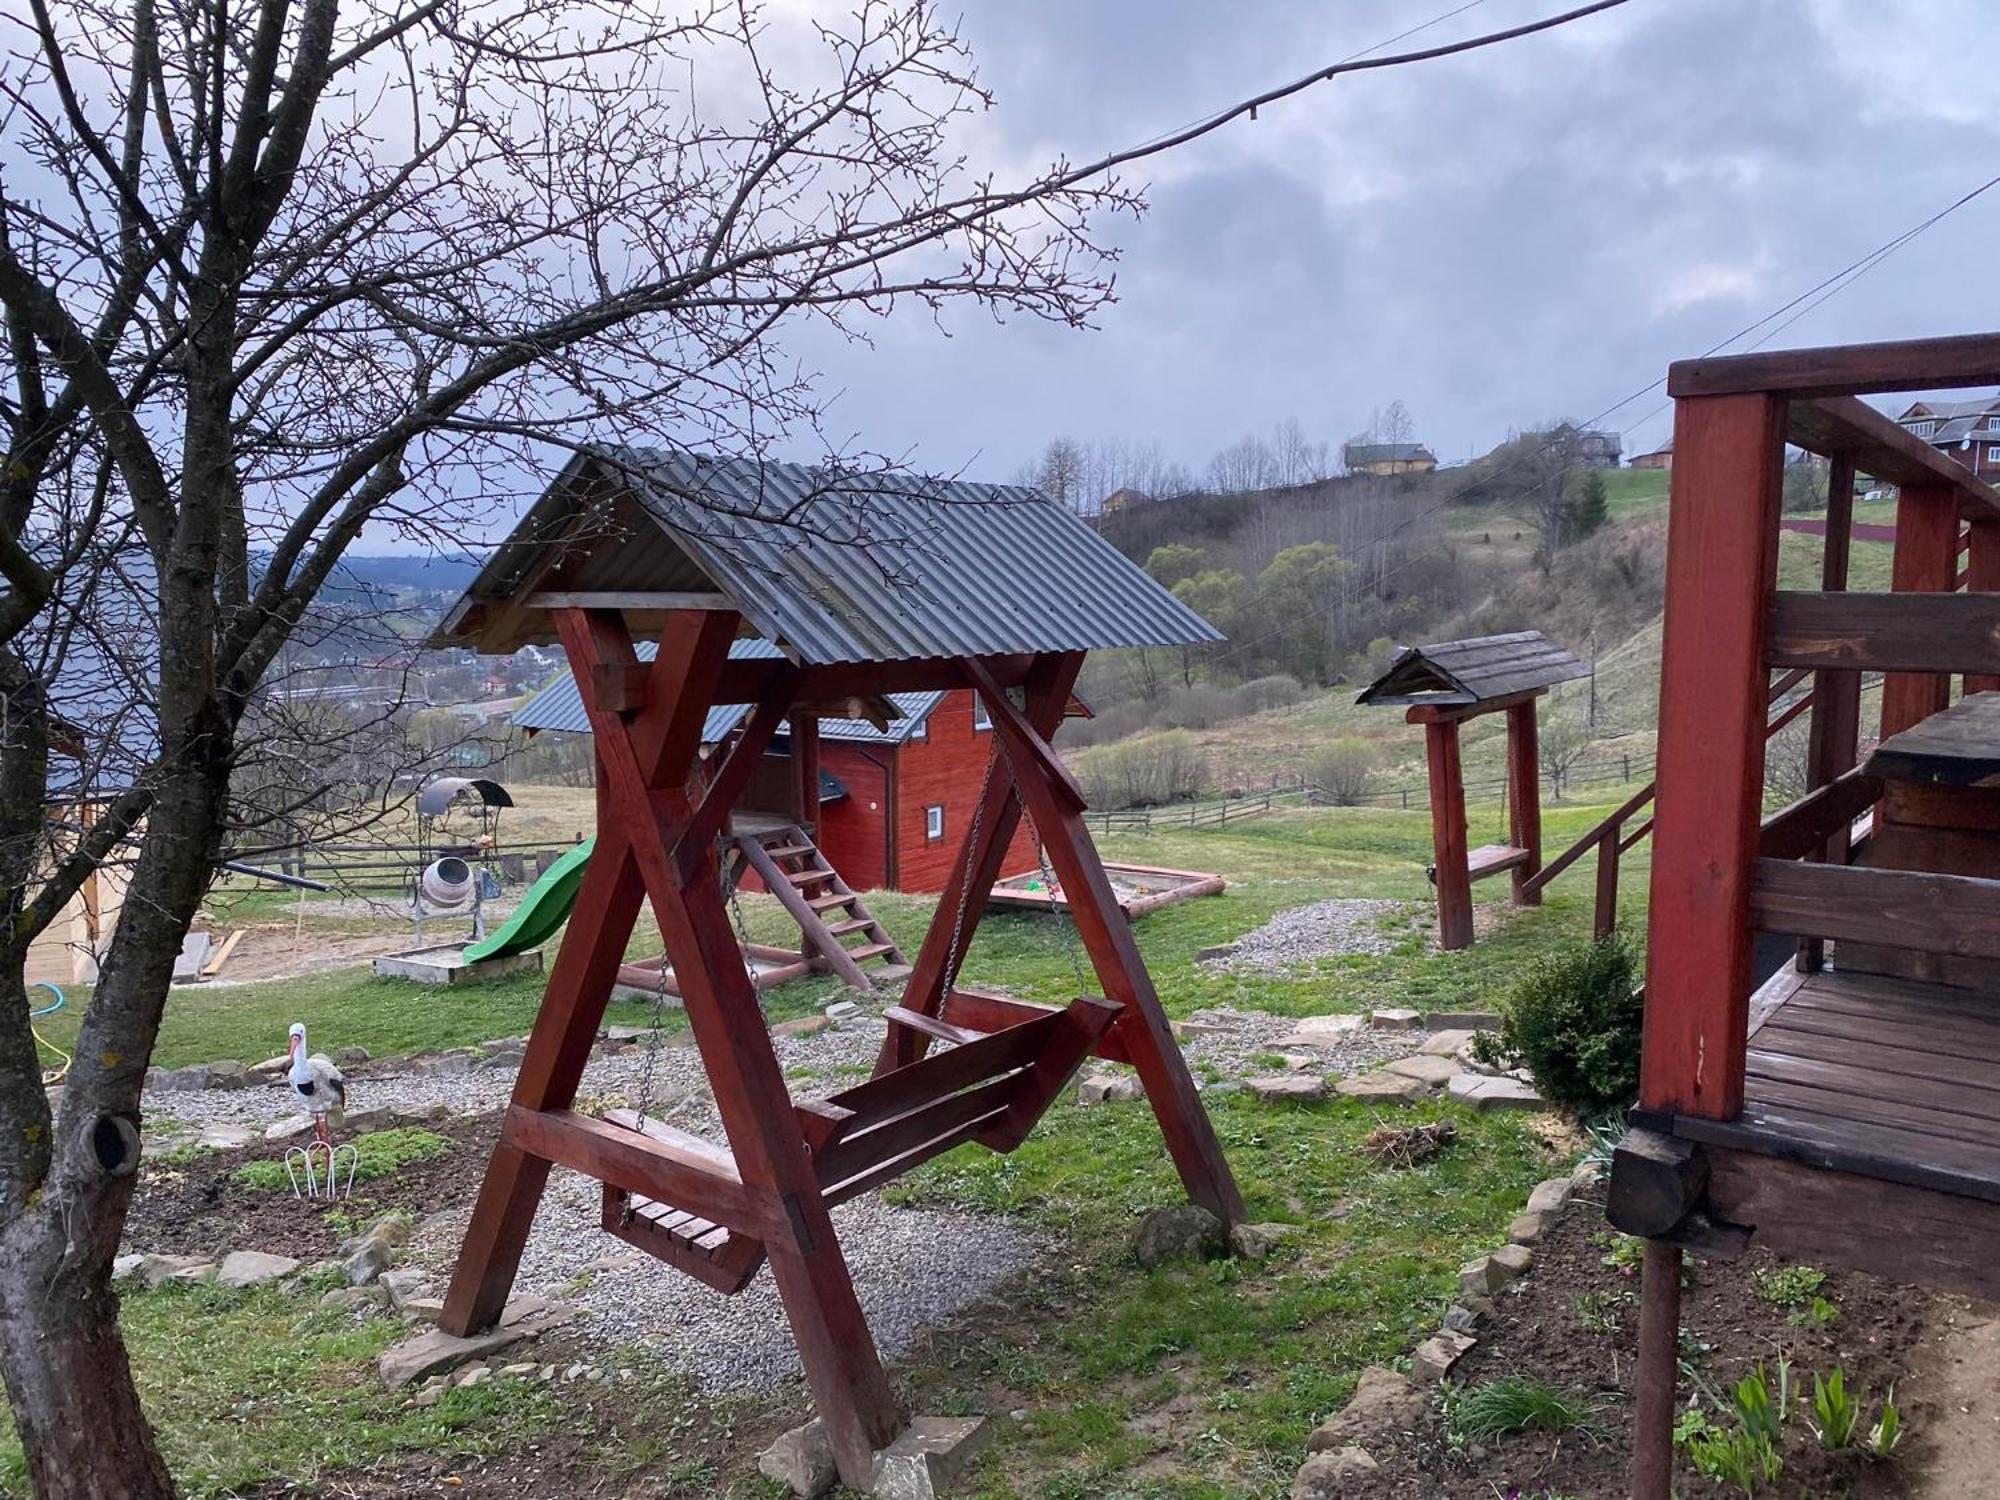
(1668, 965, 2000, 1203)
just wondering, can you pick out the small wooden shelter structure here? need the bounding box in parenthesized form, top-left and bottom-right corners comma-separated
(1357, 632, 1586, 948)
(1604, 332, 2000, 1500)
(430, 450, 1244, 1486)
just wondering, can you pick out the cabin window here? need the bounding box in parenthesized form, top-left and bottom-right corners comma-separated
(924, 804, 945, 841)
(1909, 420, 1936, 437)
(972, 697, 992, 731)
(1989, 417, 2000, 431)
(1988, 445, 2000, 463)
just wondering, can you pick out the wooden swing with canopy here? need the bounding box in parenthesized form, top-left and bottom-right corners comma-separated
(428, 450, 1245, 1486)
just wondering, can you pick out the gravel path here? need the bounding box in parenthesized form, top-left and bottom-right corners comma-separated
(1207, 898, 1425, 972)
(139, 1001, 1426, 1392)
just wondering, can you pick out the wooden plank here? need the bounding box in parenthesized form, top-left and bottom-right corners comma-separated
(1425, 720, 1473, 950)
(1801, 455, 1861, 971)
(714, 653, 1039, 711)
(1703, 1147, 2000, 1302)
(1881, 482, 1961, 737)
(882, 1006, 986, 1048)
(1401, 687, 1545, 724)
(1750, 858, 2000, 959)
(1641, 392, 1787, 1119)
(1865, 691, 2000, 788)
(1505, 701, 1542, 906)
(1593, 830, 1621, 942)
(200, 929, 245, 977)
(1784, 398, 2000, 515)
(1768, 589, 2000, 675)
(964, 657, 1087, 814)
(672, 690, 794, 883)
(527, 590, 734, 611)
(1668, 331, 2000, 402)
(1754, 1019, 2000, 1096)
(943, 986, 1135, 1066)
(1520, 782, 1655, 896)
(508, 1106, 757, 1230)
(824, 1012, 1061, 1124)
(815, 1074, 1022, 1185)
(735, 836, 873, 992)
(1742, 1065, 2000, 1150)
(1677, 1097, 2000, 1198)
(1970, 521, 2000, 695)
(1757, 768, 1882, 860)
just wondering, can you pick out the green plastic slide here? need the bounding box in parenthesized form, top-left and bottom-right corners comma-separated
(463, 837, 595, 962)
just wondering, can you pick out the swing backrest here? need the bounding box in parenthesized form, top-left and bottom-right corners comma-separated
(798, 994, 1121, 1205)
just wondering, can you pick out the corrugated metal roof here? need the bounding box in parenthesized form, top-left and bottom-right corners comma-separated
(1355, 631, 1587, 708)
(436, 449, 1221, 661)
(1345, 442, 1435, 464)
(512, 638, 944, 743)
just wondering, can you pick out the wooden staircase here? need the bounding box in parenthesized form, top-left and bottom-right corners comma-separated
(732, 824, 910, 991)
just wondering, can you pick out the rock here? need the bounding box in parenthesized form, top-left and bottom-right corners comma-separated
(477, 1049, 524, 1070)
(344, 1242, 392, 1286)
(1447, 1073, 1547, 1111)
(389, 1103, 451, 1128)
(195, 1122, 255, 1151)
(578, 1250, 649, 1275)
(1426, 1010, 1502, 1032)
(1278, 1013, 1364, 1045)
(870, 1415, 992, 1500)
(1525, 1177, 1574, 1217)
(415, 1052, 474, 1077)
(1333, 1071, 1426, 1103)
(340, 1213, 411, 1257)
(1133, 1204, 1229, 1268)
(412, 1386, 446, 1408)
(1412, 1329, 1477, 1383)
(453, 1364, 493, 1389)
(1076, 1073, 1143, 1105)
(335, 1045, 371, 1066)
(758, 1419, 837, 1498)
(377, 1297, 568, 1389)
(1246, 1074, 1328, 1104)
(1570, 1158, 1606, 1190)
(251, 1053, 292, 1076)
(113, 1253, 145, 1282)
(1380, 1054, 1458, 1089)
(478, 1037, 526, 1056)
(1228, 1222, 1295, 1260)
(320, 1285, 389, 1314)
(1442, 1304, 1482, 1334)
(1171, 1018, 1231, 1038)
(153, 1065, 209, 1093)
(1492, 1243, 1534, 1277)
(216, 1251, 302, 1288)
(772, 1015, 832, 1038)
(400, 1297, 447, 1323)
(1307, 1366, 1425, 1452)
(1193, 943, 1239, 962)
(264, 1115, 313, 1143)
(342, 1106, 394, 1135)
(379, 1267, 431, 1308)
(1417, 1029, 1475, 1057)
(1292, 1445, 1379, 1498)
(824, 1000, 862, 1022)
(1459, 1244, 1533, 1298)
(499, 1362, 539, 1379)
(1508, 1213, 1546, 1246)
(135, 1254, 217, 1288)
(205, 1060, 251, 1090)
(1367, 1008, 1422, 1031)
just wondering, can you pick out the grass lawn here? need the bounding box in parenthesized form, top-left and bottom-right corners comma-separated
(12, 798, 1642, 1497)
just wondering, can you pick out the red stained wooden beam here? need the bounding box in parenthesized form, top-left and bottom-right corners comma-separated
(1424, 720, 1473, 950)
(1669, 330, 2000, 400)
(1880, 482, 1961, 739)
(1640, 392, 1786, 1119)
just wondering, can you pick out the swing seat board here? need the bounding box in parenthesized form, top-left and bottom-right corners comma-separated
(941, 987, 1135, 1066)
(600, 1185, 767, 1294)
(1466, 843, 1531, 881)
(506, 1105, 758, 1234)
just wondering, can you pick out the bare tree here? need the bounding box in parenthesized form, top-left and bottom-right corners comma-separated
(0, 4, 1139, 1491)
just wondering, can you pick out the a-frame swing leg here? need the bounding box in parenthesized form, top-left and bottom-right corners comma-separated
(556, 609, 902, 1486)
(967, 654, 1247, 1227)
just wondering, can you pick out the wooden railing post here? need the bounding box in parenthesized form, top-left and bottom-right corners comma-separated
(1425, 719, 1474, 950)
(1968, 517, 2000, 696)
(1640, 392, 1786, 1120)
(1593, 825, 1621, 940)
(1880, 481, 1961, 738)
(1800, 455, 1859, 972)
(1508, 699, 1543, 907)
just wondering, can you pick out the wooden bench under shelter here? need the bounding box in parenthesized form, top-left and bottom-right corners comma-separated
(1603, 331, 2000, 1500)
(1356, 632, 1587, 948)
(427, 449, 1245, 1487)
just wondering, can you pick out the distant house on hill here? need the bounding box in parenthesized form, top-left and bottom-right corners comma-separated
(1343, 441, 1438, 477)
(1630, 439, 1673, 471)
(1576, 430, 1622, 468)
(1100, 486, 1149, 514)
(1896, 393, 2000, 479)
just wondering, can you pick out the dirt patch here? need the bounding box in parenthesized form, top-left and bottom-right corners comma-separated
(1348, 1204, 1939, 1499)
(1899, 1303, 2000, 1499)
(126, 1112, 497, 1261)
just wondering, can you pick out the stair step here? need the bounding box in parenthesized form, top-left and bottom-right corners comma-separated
(807, 892, 858, 911)
(764, 844, 817, 861)
(846, 943, 896, 962)
(826, 918, 879, 937)
(786, 869, 837, 886)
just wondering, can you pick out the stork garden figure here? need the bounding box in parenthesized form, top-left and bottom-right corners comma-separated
(283, 1022, 358, 1198)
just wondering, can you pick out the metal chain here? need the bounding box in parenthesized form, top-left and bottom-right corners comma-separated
(940, 750, 991, 991)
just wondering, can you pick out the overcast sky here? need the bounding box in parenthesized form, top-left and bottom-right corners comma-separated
(780, 0, 2000, 482)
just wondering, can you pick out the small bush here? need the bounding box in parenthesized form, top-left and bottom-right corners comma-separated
(1450, 1377, 1596, 1442)
(1073, 729, 1208, 809)
(1158, 682, 1234, 730)
(1236, 674, 1305, 712)
(232, 1127, 453, 1191)
(1475, 934, 1642, 1115)
(1309, 738, 1380, 806)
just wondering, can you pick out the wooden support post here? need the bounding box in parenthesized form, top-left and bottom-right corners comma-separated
(1593, 828, 1621, 941)
(794, 715, 821, 837)
(1641, 393, 1785, 1119)
(1801, 455, 1859, 971)
(970, 654, 1247, 1227)
(1631, 1240, 1684, 1500)
(1880, 481, 1960, 739)
(1507, 699, 1543, 907)
(1968, 517, 2000, 696)
(1424, 719, 1473, 950)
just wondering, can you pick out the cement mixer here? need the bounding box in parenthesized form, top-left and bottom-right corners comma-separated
(413, 854, 486, 943)
(409, 777, 512, 943)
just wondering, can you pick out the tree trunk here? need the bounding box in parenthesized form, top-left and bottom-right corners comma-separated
(0, 745, 231, 1499)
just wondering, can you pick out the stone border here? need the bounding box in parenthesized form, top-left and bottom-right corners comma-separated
(1289, 1153, 1605, 1499)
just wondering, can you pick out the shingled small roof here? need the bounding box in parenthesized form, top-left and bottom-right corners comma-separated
(1354, 631, 1587, 709)
(434, 449, 1221, 661)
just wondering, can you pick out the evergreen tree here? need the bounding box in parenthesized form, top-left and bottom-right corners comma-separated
(1564, 469, 1610, 543)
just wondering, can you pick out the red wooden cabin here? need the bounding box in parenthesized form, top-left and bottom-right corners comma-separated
(1605, 332, 2000, 1499)
(429, 449, 1245, 1487)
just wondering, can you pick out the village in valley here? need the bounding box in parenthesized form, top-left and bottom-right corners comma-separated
(7, 4, 2000, 1500)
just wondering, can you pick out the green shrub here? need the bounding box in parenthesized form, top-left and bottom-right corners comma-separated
(232, 1127, 453, 1191)
(1308, 739, 1380, 806)
(1475, 934, 1642, 1115)
(1449, 1376, 1596, 1442)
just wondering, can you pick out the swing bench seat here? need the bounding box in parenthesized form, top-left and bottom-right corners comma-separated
(596, 994, 1122, 1291)
(1465, 843, 1531, 881)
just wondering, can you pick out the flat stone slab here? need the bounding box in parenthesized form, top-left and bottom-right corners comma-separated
(1272, 1014, 1365, 1049)
(1334, 1071, 1427, 1103)
(1368, 1008, 1422, 1030)
(1447, 1073, 1548, 1111)
(216, 1250, 301, 1288)
(1526, 1177, 1574, 1216)
(1426, 1010, 1502, 1031)
(1307, 1365, 1424, 1452)
(870, 1415, 992, 1499)
(195, 1123, 255, 1150)
(1417, 1029, 1476, 1057)
(1412, 1329, 1476, 1384)
(760, 1420, 836, 1497)
(136, 1254, 217, 1288)
(1380, 1055, 1458, 1088)
(371, 945, 544, 986)
(378, 1298, 574, 1389)
(1246, 1074, 1328, 1103)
